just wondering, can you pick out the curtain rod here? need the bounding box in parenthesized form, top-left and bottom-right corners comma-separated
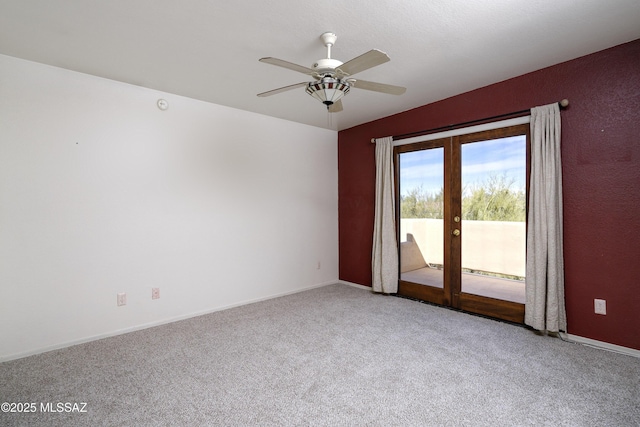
(370, 99, 569, 143)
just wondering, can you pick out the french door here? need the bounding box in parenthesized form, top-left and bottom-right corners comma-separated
(395, 124, 529, 323)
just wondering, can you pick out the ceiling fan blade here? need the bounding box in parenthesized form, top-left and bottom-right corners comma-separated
(328, 99, 343, 113)
(259, 57, 317, 76)
(257, 82, 308, 97)
(350, 79, 406, 95)
(336, 49, 390, 77)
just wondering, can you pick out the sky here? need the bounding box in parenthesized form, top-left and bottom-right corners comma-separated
(399, 135, 526, 197)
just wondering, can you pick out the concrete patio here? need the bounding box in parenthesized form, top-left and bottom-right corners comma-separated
(401, 266, 525, 304)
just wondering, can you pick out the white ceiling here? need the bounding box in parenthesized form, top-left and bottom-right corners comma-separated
(1, 0, 640, 131)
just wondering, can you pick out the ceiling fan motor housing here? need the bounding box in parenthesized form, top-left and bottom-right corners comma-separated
(312, 58, 343, 76)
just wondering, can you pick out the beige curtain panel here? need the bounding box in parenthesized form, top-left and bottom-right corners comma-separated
(372, 136, 398, 293)
(525, 103, 567, 332)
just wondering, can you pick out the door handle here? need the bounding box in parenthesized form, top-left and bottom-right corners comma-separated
(452, 229, 460, 237)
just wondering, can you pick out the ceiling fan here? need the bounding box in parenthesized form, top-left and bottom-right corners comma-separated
(257, 32, 406, 112)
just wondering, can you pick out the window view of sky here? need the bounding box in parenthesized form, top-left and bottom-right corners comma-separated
(399, 136, 526, 197)
(400, 147, 444, 196)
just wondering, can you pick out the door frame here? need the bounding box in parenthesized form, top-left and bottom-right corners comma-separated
(395, 124, 529, 324)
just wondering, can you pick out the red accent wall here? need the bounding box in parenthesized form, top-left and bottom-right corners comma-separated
(338, 39, 640, 350)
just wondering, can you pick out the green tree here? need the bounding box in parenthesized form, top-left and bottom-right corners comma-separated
(462, 174, 525, 221)
(400, 174, 525, 221)
(400, 185, 444, 219)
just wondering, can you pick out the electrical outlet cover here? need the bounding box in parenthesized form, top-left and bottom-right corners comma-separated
(594, 298, 606, 315)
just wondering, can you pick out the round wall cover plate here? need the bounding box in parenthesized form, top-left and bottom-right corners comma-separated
(157, 99, 168, 110)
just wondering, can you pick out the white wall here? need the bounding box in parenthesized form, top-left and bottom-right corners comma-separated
(0, 55, 338, 361)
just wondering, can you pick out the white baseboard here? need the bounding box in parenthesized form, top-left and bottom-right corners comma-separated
(8, 281, 636, 362)
(560, 333, 639, 358)
(337, 280, 373, 291)
(334, 285, 640, 358)
(336, 282, 640, 358)
(1, 280, 338, 363)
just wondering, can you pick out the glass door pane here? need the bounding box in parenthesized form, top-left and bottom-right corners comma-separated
(399, 147, 444, 290)
(460, 136, 526, 303)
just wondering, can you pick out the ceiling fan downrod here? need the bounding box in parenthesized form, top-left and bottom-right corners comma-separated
(321, 32, 337, 59)
(313, 32, 344, 76)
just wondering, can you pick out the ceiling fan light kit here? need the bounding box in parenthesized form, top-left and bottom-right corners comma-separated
(306, 76, 351, 107)
(258, 32, 406, 112)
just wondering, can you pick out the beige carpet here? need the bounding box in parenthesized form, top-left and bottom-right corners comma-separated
(1, 284, 638, 426)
